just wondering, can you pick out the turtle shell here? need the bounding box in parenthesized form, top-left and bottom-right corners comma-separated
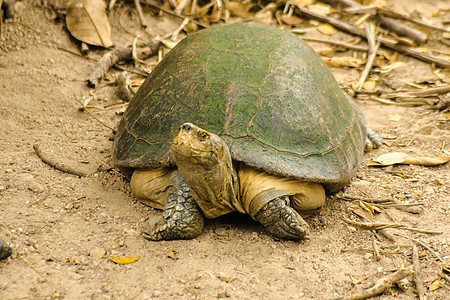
(113, 22, 367, 193)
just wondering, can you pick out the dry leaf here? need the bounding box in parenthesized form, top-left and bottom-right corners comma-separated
(414, 46, 429, 53)
(226, 1, 253, 19)
(306, 3, 331, 15)
(351, 207, 374, 222)
(429, 279, 443, 291)
(167, 249, 178, 260)
(290, 0, 313, 7)
(110, 256, 142, 264)
(388, 114, 402, 122)
(317, 23, 335, 35)
(369, 152, 450, 167)
(362, 80, 376, 91)
(314, 47, 334, 57)
(281, 14, 303, 26)
(254, 4, 276, 25)
(322, 57, 365, 68)
(66, 0, 112, 48)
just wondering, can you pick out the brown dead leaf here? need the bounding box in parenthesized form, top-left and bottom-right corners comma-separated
(290, 0, 313, 7)
(388, 114, 402, 122)
(167, 249, 178, 260)
(66, 0, 112, 48)
(369, 152, 450, 167)
(317, 23, 335, 35)
(314, 47, 334, 57)
(429, 279, 444, 291)
(254, 4, 276, 25)
(362, 80, 376, 91)
(351, 207, 374, 222)
(306, 3, 331, 15)
(110, 256, 142, 264)
(226, 1, 253, 19)
(322, 57, 365, 68)
(281, 14, 303, 26)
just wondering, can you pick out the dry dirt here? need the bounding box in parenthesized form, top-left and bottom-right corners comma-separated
(0, 1, 449, 299)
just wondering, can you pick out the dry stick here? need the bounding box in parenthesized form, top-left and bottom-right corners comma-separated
(18, 256, 59, 298)
(87, 40, 161, 87)
(412, 244, 426, 300)
(76, 99, 116, 132)
(372, 231, 381, 261)
(33, 144, 88, 177)
(356, 21, 379, 91)
(294, 6, 450, 68)
(383, 85, 450, 98)
(334, 265, 414, 300)
(134, 0, 147, 28)
(379, 8, 450, 33)
(0, 0, 3, 36)
(323, 0, 428, 43)
(338, 194, 392, 203)
(116, 72, 134, 102)
(301, 37, 384, 55)
(395, 233, 446, 264)
(341, 216, 443, 234)
(141, 0, 208, 28)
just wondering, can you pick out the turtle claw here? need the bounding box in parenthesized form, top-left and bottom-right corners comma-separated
(365, 128, 383, 151)
(255, 196, 310, 240)
(142, 183, 204, 241)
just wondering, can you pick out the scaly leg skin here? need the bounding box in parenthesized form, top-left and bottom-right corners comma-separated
(142, 181, 204, 241)
(365, 128, 384, 151)
(254, 196, 310, 240)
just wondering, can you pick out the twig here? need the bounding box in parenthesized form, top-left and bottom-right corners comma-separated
(134, 0, 147, 28)
(323, 0, 428, 43)
(76, 98, 116, 131)
(395, 234, 446, 264)
(18, 256, 59, 298)
(372, 231, 381, 260)
(341, 216, 443, 234)
(383, 85, 450, 98)
(56, 46, 98, 61)
(33, 144, 88, 177)
(379, 8, 450, 33)
(338, 194, 392, 203)
(116, 72, 134, 102)
(412, 244, 426, 300)
(341, 248, 401, 255)
(87, 40, 160, 87)
(294, 6, 450, 68)
(141, 0, 208, 28)
(356, 21, 380, 91)
(301, 37, 384, 55)
(375, 15, 427, 45)
(334, 265, 414, 300)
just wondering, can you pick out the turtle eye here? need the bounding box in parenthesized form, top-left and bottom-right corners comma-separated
(199, 131, 210, 141)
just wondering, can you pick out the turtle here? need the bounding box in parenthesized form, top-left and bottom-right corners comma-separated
(113, 22, 382, 241)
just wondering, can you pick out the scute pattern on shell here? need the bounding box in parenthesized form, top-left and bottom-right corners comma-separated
(113, 22, 367, 192)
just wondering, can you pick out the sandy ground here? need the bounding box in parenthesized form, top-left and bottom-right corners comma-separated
(0, 1, 449, 299)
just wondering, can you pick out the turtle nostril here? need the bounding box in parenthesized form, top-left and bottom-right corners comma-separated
(182, 123, 192, 131)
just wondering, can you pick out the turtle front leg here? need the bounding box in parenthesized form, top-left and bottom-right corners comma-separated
(143, 180, 204, 241)
(254, 196, 310, 240)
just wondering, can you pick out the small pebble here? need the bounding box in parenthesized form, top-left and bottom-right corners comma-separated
(218, 272, 235, 283)
(89, 247, 105, 259)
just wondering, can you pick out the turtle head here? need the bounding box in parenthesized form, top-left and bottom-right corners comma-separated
(171, 123, 226, 168)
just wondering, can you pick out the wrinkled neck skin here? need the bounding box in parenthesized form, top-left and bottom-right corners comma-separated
(171, 123, 241, 218)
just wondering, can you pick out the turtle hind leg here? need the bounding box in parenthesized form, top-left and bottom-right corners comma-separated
(254, 196, 310, 240)
(365, 128, 383, 151)
(143, 181, 204, 241)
